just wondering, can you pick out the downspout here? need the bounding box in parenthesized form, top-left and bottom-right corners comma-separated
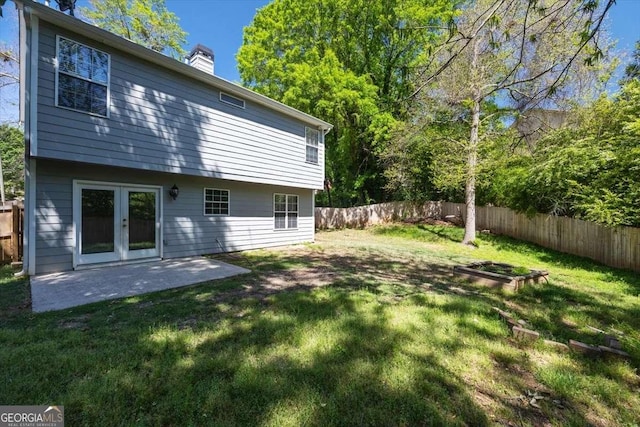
(14, 3, 34, 277)
(317, 126, 332, 228)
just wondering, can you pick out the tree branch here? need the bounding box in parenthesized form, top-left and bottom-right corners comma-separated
(409, 0, 508, 99)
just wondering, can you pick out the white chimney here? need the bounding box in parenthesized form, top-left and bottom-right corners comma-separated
(187, 44, 214, 75)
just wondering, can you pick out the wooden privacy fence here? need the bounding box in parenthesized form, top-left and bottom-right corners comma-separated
(0, 203, 24, 265)
(314, 201, 442, 230)
(316, 201, 640, 273)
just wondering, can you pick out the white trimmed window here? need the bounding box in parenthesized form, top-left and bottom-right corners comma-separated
(305, 127, 319, 164)
(274, 194, 298, 229)
(204, 188, 230, 215)
(56, 36, 110, 116)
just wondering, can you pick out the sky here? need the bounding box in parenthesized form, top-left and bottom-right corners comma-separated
(1, 0, 639, 122)
(145, 0, 640, 83)
(157, 0, 271, 83)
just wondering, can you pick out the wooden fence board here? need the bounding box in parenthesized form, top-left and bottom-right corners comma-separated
(0, 204, 24, 265)
(0, 237, 10, 264)
(316, 201, 640, 273)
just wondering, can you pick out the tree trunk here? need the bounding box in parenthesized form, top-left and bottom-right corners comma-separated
(462, 97, 480, 245)
(463, 36, 481, 245)
(0, 155, 5, 205)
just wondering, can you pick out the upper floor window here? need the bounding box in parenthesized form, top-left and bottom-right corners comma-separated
(220, 92, 245, 109)
(204, 188, 230, 215)
(305, 127, 319, 164)
(56, 37, 110, 117)
(274, 194, 298, 230)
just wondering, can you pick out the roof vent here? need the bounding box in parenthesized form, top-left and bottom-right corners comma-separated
(187, 44, 214, 75)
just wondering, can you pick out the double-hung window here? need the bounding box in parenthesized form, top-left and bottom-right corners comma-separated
(56, 36, 110, 116)
(204, 188, 230, 215)
(305, 127, 319, 164)
(274, 194, 298, 230)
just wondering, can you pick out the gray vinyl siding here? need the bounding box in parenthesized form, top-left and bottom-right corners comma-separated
(34, 160, 315, 274)
(35, 22, 325, 190)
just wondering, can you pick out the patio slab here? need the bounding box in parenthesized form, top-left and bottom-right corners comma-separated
(30, 257, 250, 312)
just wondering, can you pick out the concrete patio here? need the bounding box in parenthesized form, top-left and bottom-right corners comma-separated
(30, 257, 250, 312)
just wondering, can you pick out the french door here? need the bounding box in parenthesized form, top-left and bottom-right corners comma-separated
(74, 182, 161, 267)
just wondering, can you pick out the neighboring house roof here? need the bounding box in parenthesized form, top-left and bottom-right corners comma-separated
(513, 109, 570, 145)
(16, 0, 333, 132)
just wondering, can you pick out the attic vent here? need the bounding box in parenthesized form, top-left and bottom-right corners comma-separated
(220, 92, 245, 109)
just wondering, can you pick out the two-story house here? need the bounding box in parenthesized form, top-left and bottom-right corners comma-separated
(16, 0, 332, 275)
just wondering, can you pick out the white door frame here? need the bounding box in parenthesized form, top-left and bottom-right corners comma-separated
(72, 180, 163, 269)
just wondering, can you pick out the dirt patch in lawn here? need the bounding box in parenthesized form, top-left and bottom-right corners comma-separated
(261, 267, 339, 289)
(58, 314, 91, 330)
(213, 244, 467, 303)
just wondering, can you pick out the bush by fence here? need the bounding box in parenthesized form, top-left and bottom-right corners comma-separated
(315, 201, 640, 273)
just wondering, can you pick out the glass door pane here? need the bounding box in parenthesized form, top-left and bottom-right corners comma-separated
(81, 188, 115, 254)
(128, 191, 156, 251)
(75, 183, 159, 267)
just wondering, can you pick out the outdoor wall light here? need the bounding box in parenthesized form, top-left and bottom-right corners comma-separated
(169, 184, 179, 200)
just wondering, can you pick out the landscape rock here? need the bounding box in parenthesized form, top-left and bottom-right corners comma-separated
(506, 318, 520, 330)
(609, 328, 625, 336)
(443, 214, 464, 226)
(543, 339, 570, 352)
(512, 326, 540, 342)
(604, 335, 622, 350)
(492, 306, 514, 321)
(569, 340, 601, 357)
(587, 325, 606, 334)
(598, 346, 631, 359)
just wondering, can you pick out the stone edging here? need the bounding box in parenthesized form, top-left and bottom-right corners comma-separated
(492, 307, 631, 360)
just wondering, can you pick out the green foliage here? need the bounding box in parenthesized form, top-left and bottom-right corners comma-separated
(384, 99, 516, 204)
(384, 0, 612, 243)
(487, 80, 640, 227)
(381, 125, 440, 202)
(0, 124, 24, 199)
(382, 108, 470, 202)
(622, 40, 640, 84)
(81, 0, 187, 59)
(238, 0, 455, 206)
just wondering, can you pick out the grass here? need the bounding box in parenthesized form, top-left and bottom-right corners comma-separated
(473, 263, 532, 276)
(1, 224, 639, 426)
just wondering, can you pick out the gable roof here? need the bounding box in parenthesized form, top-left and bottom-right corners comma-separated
(16, 0, 333, 132)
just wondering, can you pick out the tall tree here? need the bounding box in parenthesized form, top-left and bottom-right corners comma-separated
(0, 48, 18, 91)
(81, 0, 187, 59)
(622, 40, 640, 83)
(0, 124, 24, 200)
(406, 0, 614, 244)
(237, 0, 455, 206)
(0, 3, 20, 124)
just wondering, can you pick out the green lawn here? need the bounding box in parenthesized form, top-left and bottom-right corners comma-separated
(1, 224, 639, 426)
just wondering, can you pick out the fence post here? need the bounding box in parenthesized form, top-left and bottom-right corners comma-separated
(11, 204, 20, 262)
